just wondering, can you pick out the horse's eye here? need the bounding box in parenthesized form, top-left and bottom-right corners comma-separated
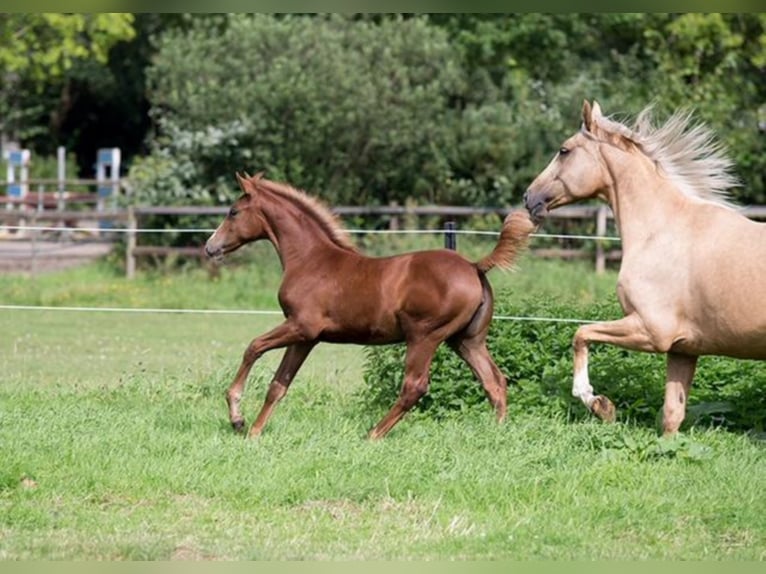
(228, 207, 239, 218)
(559, 147, 570, 156)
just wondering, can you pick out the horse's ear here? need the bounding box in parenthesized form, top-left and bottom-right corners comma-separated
(582, 100, 594, 132)
(235, 172, 252, 194)
(591, 100, 603, 120)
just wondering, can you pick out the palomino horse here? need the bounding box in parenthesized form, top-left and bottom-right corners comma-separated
(525, 100, 766, 434)
(205, 173, 536, 439)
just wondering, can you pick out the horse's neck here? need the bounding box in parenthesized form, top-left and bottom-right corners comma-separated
(261, 195, 341, 270)
(604, 148, 686, 252)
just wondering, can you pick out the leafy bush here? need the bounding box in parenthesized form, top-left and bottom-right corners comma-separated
(134, 14, 465, 208)
(130, 15, 598, 213)
(360, 294, 766, 433)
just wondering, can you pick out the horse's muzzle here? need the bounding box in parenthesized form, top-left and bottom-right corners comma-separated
(204, 241, 225, 260)
(523, 189, 551, 223)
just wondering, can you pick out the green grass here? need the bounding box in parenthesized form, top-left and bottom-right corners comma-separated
(1, 258, 765, 559)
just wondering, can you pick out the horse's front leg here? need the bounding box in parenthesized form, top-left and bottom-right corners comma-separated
(226, 320, 309, 433)
(247, 341, 315, 438)
(572, 313, 658, 422)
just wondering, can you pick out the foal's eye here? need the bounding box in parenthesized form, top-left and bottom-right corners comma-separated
(228, 207, 239, 218)
(559, 147, 570, 156)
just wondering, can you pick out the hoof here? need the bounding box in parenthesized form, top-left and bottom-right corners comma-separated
(591, 395, 616, 422)
(367, 428, 384, 441)
(231, 419, 246, 434)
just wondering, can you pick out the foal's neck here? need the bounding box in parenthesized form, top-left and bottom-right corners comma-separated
(261, 193, 346, 270)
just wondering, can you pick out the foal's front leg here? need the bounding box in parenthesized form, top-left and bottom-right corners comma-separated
(225, 320, 308, 432)
(247, 341, 315, 438)
(572, 313, 658, 422)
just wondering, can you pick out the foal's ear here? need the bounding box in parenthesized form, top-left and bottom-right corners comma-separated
(235, 172, 254, 195)
(582, 100, 594, 132)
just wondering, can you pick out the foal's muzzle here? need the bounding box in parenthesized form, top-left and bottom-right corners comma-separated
(204, 235, 226, 260)
(204, 244, 222, 258)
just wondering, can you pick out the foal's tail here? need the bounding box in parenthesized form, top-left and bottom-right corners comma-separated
(475, 210, 537, 273)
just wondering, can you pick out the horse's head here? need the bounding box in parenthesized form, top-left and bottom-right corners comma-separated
(205, 172, 269, 259)
(524, 100, 613, 222)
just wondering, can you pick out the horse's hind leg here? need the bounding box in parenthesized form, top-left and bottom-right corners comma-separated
(449, 336, 508, 422)
(662, 353, 697, 436)
(368, 339, 439, 440)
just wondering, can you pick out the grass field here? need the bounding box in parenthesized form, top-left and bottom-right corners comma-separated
(1, 256, 765, 559)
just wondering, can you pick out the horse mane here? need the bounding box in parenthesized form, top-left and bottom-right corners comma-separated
(251, 175, 359, 252)
(592, 105, 740, 208)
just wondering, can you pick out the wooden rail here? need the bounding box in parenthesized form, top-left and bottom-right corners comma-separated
(122, 204, 766, 278)
(2, 203, 765, 278)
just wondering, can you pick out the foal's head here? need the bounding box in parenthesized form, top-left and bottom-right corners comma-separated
(205, 173, 268, 259)
(524, 100, 617, 221)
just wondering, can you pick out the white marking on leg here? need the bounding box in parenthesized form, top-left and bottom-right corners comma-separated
(572, 359, 596, 408)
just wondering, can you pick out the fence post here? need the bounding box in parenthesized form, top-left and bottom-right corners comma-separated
(126, 206, 136, 279)
(444, 220, 457, 250)
(388, 201, 399, 231)
(57, 146, 66, 211)
(4, 149, 30, 235)
(595, 205, 607, 274)
(30, 213, 38, 275)
(96, 147, 121, 232)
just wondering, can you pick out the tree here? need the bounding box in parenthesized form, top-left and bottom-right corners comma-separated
(0, 13, 135, 150)
(640, 13, 766, 203)
(134, 14, 467, 207)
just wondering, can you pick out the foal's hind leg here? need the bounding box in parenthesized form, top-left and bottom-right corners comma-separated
(368, 339, 439, 440)
(449, 337, 508, 422)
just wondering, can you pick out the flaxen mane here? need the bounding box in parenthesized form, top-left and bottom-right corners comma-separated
(593, 106, 739, 208)
(251, 175, 358, 252)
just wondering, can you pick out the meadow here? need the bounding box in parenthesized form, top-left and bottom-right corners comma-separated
(1, 251, 765, 560)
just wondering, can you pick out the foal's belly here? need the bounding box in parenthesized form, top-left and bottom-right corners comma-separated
(318, 327, 404, 346)
(316, 310, 405, 345)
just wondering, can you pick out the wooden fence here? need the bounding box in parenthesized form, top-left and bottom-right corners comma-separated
(2, 203, 766, 277)
(122, 204, 617, 279)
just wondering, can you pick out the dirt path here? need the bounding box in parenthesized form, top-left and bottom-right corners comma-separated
(0, 235, 114, 274)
